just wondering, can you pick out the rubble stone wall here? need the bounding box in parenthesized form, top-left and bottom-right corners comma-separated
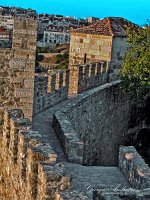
(0, 17, 37, 121)
(68, 61, 122, 95)
(0, 49, 13, 132)
(69, 62, 109, 95)
(119, 146, 150, 190)
(33, 70, 69, 115)
(0, 109, 71, 199)
(53, 110, 84, 164)
(54, 81, 131, 166)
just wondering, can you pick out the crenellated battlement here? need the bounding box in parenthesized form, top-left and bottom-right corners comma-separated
(47, 70, 69, 92)
(1, 109, 71, 199)
(68, 61, 118, 95)
(1, 13, 150, 200)
(33, 70, 69, 115)
(1, 108, 150, 200)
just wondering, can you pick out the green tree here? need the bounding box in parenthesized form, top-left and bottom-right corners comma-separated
(121, 25, 150, 98)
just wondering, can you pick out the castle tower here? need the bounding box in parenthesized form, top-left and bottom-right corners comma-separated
(0, 16, 37, 130)
(9, 16, 37, 119)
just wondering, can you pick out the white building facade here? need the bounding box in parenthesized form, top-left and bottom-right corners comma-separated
(43, 30, 70, 47)
(0, 14, 14, 30)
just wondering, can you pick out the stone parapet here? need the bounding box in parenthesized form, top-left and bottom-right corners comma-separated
(53, 110, 84, 164)
(33, 70, 69, 115)
(119, 146, 150, 189)
(69, 61, 108, 95)
(37, 163, 71, 200)
(68, 61, 120, 95)
(53, 80, 131, 166)
(0, 109, 71, 199)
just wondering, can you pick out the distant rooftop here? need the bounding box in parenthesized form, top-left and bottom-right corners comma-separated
(70, 17, 140, 36)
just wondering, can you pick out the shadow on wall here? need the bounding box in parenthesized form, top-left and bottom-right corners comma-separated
(134, 128, 150, 166)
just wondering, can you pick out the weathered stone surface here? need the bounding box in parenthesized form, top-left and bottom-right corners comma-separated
(53, 80, 132, 166)
(69, 32, 112, 65)
(53, 110, 84, 164)
(119, 146, 150, 190)
(68, 61, 120, 95)
(0, 17, 37, 120)
(0, 109, 60, 200)
(33, 70, 69, 116)
(0, 13, 150, 200)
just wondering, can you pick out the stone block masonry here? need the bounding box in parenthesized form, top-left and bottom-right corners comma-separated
(33, 69, 69, 115)
(53, 80, 131, 166)
(119, 146, 150, 190)
(53, 110, 84, 164)
(1, 14, 150, 200)
(68, 61, 120, 96)
(0, 16, 37, 122)
(0, 109, 71, 199)
(1, 109, 150, 199)
(69, 61, 108, 95)
(69, 32, 112, 66)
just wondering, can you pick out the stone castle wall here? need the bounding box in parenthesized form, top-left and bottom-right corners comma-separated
(0, 17, 37, 121)
(68, 61, 121, 95)
(1, 110, 150, 200)
(33, 70, 69, 115)
(1, 15, 150, 200)
(53, 80, 131, 166)
(0, 109, 71, 199)
(53, 111, 84, 164)
(0, 116, 149, 199)
(0, 49, 13, 130)
(69, 61, 109, 95)
(69, 32, 112, 66)
(119, 146, 150, 190)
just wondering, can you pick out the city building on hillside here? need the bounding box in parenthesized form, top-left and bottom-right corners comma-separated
(37, 13, 88, 35)
(43, 28, 70, 47)
(69, 17, 140, 69)
(37, 13, 89, 48)
(0, 14, 14, 30)
(0, 27, 12, 47)
(0, 6, 37, 31)
(38, 19, 49, 34)
(88, 16, 100, 24)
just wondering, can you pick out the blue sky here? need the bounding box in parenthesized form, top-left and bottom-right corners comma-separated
(0, 0, 150, 25)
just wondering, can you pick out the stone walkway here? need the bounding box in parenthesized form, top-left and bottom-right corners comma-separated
(32, 99, 72, 162)
(64, 163, 130, 190)
(32, 98, 130, 198)
(59, 162, 130, 199)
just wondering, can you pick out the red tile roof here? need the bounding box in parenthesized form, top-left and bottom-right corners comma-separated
(70, 17, 140, 36)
